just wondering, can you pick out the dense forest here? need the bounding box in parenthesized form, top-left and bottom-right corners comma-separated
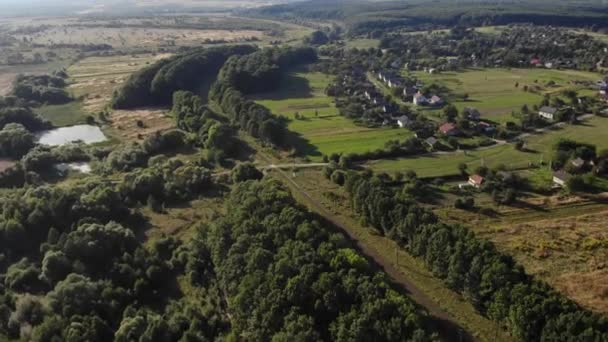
(111, 45, 257, 109)
(0, 165, 441, 340)
(250, 0, 608, 34)
(320, 166, 608, 340)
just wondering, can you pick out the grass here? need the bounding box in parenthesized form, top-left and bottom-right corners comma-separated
(524, 116, 608, 156)
(254, 70, 412, 161)
(367, 144, 537, 178)
(437, 195, 608, 314)
(35, 101, 87, 127)
(413, 68, 601, 124)
(344, 38, 380, 49)
(67, 53, 170, 114)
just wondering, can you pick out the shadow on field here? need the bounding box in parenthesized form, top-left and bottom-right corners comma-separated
(257, 73, 314, 100)
(285, 129, 322, 159)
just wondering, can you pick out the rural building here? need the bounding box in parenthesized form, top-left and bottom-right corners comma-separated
(413, 92, 428, 105)
(429, 95, 444, 106)
(439, 122, 459, 136)
(538, 106, 558, 121)
(425, 137, 438, 148)
(463, 107, 481, 120)
(477, 121, 496, 134)
(403, 86, 418, 97)
(571, 157, 585, 168)
(468, 174, 485, 188)
(553, 170, 571, 187)
(396, 115, 411, 128)
(530, 58, 542, 66)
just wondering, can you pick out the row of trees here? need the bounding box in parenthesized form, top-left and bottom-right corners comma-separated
(209, 46, 317, 146)
(111, 45, 257, 108)
(331, 170, 608, 341)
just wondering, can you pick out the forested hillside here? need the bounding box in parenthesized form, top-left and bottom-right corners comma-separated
(250, 0, 608, 34)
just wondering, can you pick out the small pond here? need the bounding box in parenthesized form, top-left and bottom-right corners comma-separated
(37, 125, 107, 146)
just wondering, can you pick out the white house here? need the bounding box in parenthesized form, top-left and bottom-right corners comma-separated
(538, 106, 558, 121)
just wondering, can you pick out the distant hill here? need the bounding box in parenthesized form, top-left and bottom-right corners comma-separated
(0, 0, 306, 17)
(248, 0, 608, 32)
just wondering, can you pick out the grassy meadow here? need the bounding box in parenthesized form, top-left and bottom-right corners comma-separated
(254, 70, 413, 161)
(413, 68, 601, 124)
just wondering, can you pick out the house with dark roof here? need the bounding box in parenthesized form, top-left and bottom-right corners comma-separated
(539, 106, 558, 121)
(438, 122, 459, 136)
(553, 170, 571, 187)
(397, 115, 411, 128)
(463, 107, 481, 121)
(571, 157, 585, 169)
(403, 86, 418, 97)
(429, 95, 444, 107)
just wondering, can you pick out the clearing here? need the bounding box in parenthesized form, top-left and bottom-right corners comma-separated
(107, 108, 175, 142)
(413, 68, 600, 124)
(67, 53, 171, 114)
(254, 70, 413, 161)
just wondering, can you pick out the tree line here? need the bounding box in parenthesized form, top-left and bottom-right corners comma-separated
(111, 45, 257, 109)
(209, 46, 317, 146)
(322, 168, 608, 341)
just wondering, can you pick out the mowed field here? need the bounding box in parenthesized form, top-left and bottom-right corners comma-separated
(254, 71, 413, 161)
(414, 68, 600, 124)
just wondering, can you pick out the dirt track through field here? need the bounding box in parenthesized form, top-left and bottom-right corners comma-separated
(254, 152, 477, 341)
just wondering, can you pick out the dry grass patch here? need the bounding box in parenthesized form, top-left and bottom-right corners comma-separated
(108, 108, 175, 142)
(0, 72, 15, 96)
(0, 159, 16, 173)
(478, 208, 608, 313)
(67, 53, 171, 113)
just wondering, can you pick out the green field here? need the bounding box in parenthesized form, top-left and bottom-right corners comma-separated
(414, 68, 600, 124)
(525, 116, 608, 156)
(254, 71, 413, 161)
(367, 115, 608, 179)
(367, 144, 537, 178)
(345, 38, 380, 49)
(35, 101, 87, 127)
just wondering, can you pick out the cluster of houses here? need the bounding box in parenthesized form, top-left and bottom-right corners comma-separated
(338, 69, 414, 127)
(422, 107, 497, 150)
(412, 92, 444, 107)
